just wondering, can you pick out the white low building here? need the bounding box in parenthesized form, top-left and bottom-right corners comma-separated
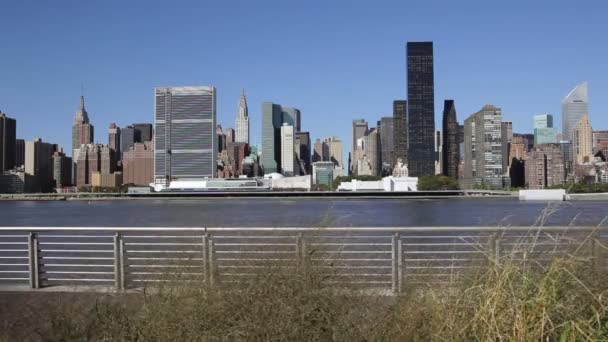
(338, 176, 418, 192)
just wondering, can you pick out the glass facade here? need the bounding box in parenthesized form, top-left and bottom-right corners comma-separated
(407, 42, 435, 176)
(154, 86, 216, 183)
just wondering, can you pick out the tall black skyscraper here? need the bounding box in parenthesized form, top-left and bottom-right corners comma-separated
(393, 100, 407, 166)
(0, 112, 17, 172)
(442, 100, 459, 179)
(133, 123, 153, 143)
(407, 42, 435, 176)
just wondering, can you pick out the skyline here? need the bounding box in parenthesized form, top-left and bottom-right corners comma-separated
(1, 1, 608, 159)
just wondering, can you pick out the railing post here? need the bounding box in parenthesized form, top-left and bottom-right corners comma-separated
(113, 233, 121, 291)
(397, 234, 403, 294)
(592, 231, 605, 274)
(391, 233, 399, 294)
(202, 232, 209, 286)
(28, 233, 40, 289)
(119, 234, 125, 291)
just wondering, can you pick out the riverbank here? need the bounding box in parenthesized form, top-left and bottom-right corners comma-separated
(0, 190, 517, 201)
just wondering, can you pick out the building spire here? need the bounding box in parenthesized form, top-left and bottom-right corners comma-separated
(74, 95, 89, 124)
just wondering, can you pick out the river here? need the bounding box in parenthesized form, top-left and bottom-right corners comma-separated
(0, 197, 607, 227)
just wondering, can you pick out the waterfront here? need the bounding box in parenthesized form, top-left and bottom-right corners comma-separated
(0, 197, 607, 227)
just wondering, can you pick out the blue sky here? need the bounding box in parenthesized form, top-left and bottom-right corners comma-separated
(1, 0, 607, 159)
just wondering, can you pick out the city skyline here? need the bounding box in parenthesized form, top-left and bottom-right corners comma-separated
(1, 1, 607, 164)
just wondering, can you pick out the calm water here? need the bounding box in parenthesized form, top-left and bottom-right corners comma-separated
(0, 198, 607, 227)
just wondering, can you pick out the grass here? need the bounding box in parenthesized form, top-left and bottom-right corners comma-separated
(3, 228, 608, 341)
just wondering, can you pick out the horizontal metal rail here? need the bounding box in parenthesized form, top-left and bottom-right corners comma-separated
(0, 226, 604, 293)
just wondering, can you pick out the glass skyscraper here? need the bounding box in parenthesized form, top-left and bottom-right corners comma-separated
(441, 100, 459, 179)
(562, 82, 588, 142)
(260, 102, 300, 174)
(154, 86, 216, 185)
(407, 42, 435, 176)
(533, 114, 557, 145)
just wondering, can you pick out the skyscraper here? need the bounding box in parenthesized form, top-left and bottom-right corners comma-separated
(501, 121, 513, 174)
(312, 138, 324, 163)
(121, 125, 136, 157)
(0, 112, 16, 172)
(295, 132, 311, 174)
(133, 123, 153, 143)
(350, 119, 368, 175)
(225, 128, 235, 145)
(15, 139, 24, 168)
(154, 86, 217, 185)
(235, 89, 249, 144)
(324, 136, 344, 178)
(123, 142, 154, 186)
(52, 151, 72, 188)
(393, 100, 407, 168)
(280, 124, 296, 176)
(108, 123, 121, 159)
(71, 96, 94, 163)
(562, 82, 588, 142)
(407, 42, 435, 176)
(441, 100, 459, 179)
(573, 114, 593, 164)
(260, 102, 300, 174)
(533, 114, 557, 145)
(25, 138, 56, 192)
(378, 117, 394, 174)
(526, 144, 565, 189)
(463, 105, 504, 188)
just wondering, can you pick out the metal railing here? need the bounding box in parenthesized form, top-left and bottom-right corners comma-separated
(0, 227, 604, 293)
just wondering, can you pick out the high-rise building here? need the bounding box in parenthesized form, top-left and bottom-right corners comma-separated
(154, 86, 217, 185)
(573, 114, 593, 164)
(378, 117, 394, 174)
(235, 89, 249, 144)
(324, 136, 344, 178)
(0, 112, 16, 172)
(71, 96, 94, 165)
(15, 139, 25, 168)
(393, 100, 408, 169)
(52, 151, 72, 188)
(463, 105, 504, 189)
(216, 125, 226, 153)
(526, 144, 565, 189)
(533, 114, 557, 145)
(280, 124, 296, 176)
(350, 119, 369, 175)
(25, 138, 56, 192)
(260, 102, 300, 174)
(100, 145, 116, 174)
(592, 130, 608, 154)
(312, 138, 324, 163)
(133, 123, 153, 143)
(122, 142, 154, 186)
(435, 130, 442, 175)
(295, 132, 311, 175)
(108, 123, 121, 160)
(562, 82, 588, 143)
(442, 100, 459, 179)
(407, 42, 435, 176)
(362, 128, 380, 176)
(225, 128, 235, 145)
(501, 121, 513, 174)
(508, 136, 527, 187)
(120, 125, 136, 157)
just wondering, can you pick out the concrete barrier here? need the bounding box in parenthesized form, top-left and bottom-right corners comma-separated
(519, 189, 566, 201)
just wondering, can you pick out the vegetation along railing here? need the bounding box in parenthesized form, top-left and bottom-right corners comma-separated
(0, 227, 605, 293)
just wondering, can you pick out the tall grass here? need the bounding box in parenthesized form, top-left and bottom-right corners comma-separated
(5, 231, 608, 341)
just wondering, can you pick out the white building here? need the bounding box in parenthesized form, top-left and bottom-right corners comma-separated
(337, 176, 418, 192)
(280, 123, 296, 176)
(234, 89, 249, 144)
